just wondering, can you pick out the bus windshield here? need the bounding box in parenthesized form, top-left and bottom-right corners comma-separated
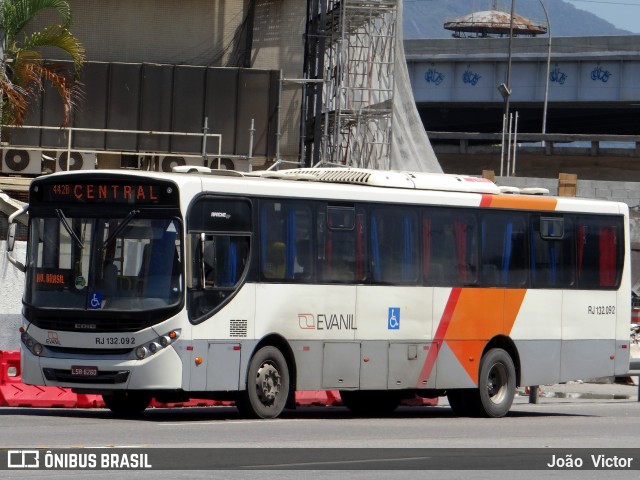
(25, 213, 182, 311)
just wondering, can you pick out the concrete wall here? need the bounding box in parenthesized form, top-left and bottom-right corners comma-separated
(29, 0, 305, 163)
(250, 0, 306, 165)
(496, 176, 640, 209)
(35, 0, 249, 65)
(0, 241, 26, 351)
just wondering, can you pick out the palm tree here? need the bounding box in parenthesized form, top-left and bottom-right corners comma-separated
(0, 0, 85, 128)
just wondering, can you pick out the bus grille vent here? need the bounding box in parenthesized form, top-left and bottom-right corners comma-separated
(230, 319, 247, 337)
(284, 168, 372, 185)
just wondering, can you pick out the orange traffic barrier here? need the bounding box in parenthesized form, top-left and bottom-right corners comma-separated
(0, 350, 78, 408)
(295, 390, 341, 407)
(76, 393, 105, 409)
(401, 395, 438, 407)
(1, 350, 437, 410)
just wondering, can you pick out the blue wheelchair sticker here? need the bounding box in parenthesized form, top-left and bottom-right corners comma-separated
(89, 292, 103, 309)
(388, 307, 400, 330)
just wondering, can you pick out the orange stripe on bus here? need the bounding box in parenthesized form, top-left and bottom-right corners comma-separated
(426, 288, 527, 385)
(480, 194, 557, 211)
(415, 288, 462, 387)
(444, 289, 526, 383)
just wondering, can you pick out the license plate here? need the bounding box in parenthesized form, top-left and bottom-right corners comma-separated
(71, 366, 98, 376)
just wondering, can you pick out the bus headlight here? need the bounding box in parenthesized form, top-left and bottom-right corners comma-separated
(134, 329, 180, 360)
(135, 346, 148, 359)
(21, 331, 43, 356)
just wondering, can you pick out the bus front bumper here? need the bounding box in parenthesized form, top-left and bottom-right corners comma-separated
(20, 346, 184, 391)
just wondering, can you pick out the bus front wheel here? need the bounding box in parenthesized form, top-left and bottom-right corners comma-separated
(467, 348, 516, 418)
(102, 391, 151, 417)
(237, 346, 290, 419)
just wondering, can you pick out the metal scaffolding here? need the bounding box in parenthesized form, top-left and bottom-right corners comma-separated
(303, 0, 398, 169)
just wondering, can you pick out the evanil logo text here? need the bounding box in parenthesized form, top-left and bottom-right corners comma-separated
(298, 313, 356, 330)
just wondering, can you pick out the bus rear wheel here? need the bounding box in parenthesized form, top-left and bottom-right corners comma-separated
(236, 346, 290, 419)
(102, 391, 151, 417)
(339, 390, 401, 416)
(467, 348, 516, 418)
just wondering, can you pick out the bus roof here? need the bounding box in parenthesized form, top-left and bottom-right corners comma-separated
(30, 168, 626, 215)
(254, 168, 503, 195)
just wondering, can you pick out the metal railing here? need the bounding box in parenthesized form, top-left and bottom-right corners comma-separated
(1, 123, 224, 164)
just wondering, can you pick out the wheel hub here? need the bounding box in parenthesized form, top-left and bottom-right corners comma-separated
(487, 363, 508, 404)
(256, 362, 281, 404)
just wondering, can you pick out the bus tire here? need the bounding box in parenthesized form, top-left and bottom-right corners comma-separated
(102, 391, 151, 417)
(339, 390, 401, 416)
(468, 348, 516, 418)
(237, 346, 290, 419)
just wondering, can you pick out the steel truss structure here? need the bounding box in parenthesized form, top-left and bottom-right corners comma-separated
(303, 0, 397, 169)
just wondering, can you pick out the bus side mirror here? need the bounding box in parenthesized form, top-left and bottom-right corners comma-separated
(6, 205, 28, 272)
(6, 222, 17, 252)
(6, 224, 26, 272)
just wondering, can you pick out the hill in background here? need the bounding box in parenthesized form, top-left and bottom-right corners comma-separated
(403, 0, 631, 39)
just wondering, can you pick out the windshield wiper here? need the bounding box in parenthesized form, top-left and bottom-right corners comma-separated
(99, 210, 140, 251)
(55, 209, 84, 248)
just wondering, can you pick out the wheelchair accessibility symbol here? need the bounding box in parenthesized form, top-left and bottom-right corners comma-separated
(388, 307, 400, 330)
(89, 292, 103, 309)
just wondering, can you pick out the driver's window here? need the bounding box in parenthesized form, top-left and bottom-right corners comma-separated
(187, 197, 252, 322)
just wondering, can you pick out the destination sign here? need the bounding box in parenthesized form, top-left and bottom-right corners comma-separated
(35, 180, 179, 206)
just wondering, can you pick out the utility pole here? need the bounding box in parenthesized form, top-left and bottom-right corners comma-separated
(499, 0, 516, 176)
(505, 0, 515, 128)
(540, 0, 551, 147)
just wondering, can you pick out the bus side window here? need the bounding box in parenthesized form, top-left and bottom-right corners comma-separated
(264, 241, 286, 278)
(319, 206, 366, 283)
(200, 235, 249, 287)
(371, 207, 418, 284)
(480, 212, 526, 287)
(531, 216, 575, 288)
(424, 210, 477, 286)
(260, 201, 313, 281)
(576, 216, 622, 288)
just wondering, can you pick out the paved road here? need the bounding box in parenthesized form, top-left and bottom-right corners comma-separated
(1, 387, 639, 479)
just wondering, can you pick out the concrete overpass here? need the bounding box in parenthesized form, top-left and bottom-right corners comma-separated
(404, 36, 640, 135)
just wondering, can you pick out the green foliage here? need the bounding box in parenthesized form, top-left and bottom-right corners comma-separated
(0, 0, 84, 127)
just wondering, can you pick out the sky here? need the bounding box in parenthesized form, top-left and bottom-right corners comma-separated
(564, 0, 640, 34)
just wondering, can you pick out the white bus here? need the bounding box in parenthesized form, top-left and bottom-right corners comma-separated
(7, 167, 631, 418)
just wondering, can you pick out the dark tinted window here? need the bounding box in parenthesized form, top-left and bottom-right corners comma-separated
(480, 212, 527, 287)
(576, 216, 623, 289)
(531, 215, 575, 288)
(423, 209, 478, 286)
(371, 207, 419, 284)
